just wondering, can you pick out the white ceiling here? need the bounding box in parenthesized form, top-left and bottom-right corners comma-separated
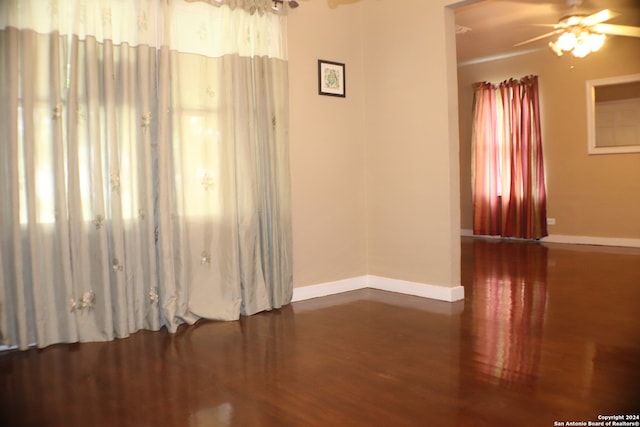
(454, 0, 640, 65)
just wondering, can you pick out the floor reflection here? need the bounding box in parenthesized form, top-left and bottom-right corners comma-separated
(190, 403, 233, 427)
(470, 239, 548, 386)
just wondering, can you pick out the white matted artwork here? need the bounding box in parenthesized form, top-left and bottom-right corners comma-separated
(318, 59, 345, 98)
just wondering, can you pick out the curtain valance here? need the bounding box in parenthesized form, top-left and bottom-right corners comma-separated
(185, 0, 285, 14)
(0, 0, 287, 59)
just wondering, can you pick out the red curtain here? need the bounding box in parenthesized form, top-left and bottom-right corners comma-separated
(472, 75, 548, 239)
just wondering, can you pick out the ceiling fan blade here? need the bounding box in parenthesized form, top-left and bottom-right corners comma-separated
(581, 9, 619, 27)
(593, 23, 640, 38)
(514, 30, 561, 47)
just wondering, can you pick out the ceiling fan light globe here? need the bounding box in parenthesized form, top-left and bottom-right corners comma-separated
(548, 41, 564, 56)
(572, 40, 591, 57)
(588, 33, 606, 51)
(558, 32, 576, 51)
(557, 31, 577, 51)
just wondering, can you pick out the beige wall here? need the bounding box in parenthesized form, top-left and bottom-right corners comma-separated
(361, 0, 460, 287)
(288, 0, 368, 287)
(288, 0, 461, 288)
(458, 36, 640, 240)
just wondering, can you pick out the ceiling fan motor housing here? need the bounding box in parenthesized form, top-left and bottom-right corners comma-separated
(566, 0, 583, 9)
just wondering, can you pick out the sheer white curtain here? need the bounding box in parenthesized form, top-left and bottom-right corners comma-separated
(0, 0, 292, 350)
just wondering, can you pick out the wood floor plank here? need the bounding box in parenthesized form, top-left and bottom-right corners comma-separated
(1, 237, 639, 426)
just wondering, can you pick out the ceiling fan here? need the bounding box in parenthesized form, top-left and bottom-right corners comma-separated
(514, 0, 640, 57)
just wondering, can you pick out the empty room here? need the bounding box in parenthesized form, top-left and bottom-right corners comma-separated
(1, 0, 639, 426)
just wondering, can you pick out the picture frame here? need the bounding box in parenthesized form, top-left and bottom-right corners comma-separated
(318, 60, 346, 98)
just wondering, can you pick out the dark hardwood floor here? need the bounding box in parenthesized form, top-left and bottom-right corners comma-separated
(1, 237, 639, 426)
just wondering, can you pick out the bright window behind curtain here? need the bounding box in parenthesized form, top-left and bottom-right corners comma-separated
(0, 0, 292, 350)
(471, 75, 548, 240)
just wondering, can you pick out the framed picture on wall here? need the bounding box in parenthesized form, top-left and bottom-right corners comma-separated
(318, 59, 346, 98)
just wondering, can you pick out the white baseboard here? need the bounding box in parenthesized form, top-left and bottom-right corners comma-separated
(291, 276, 368, 302)
(367, 275, 465, 302)
(292, 275, 465, 304)
(541, 234, 640, 248)
(462, 229, 640, 248)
